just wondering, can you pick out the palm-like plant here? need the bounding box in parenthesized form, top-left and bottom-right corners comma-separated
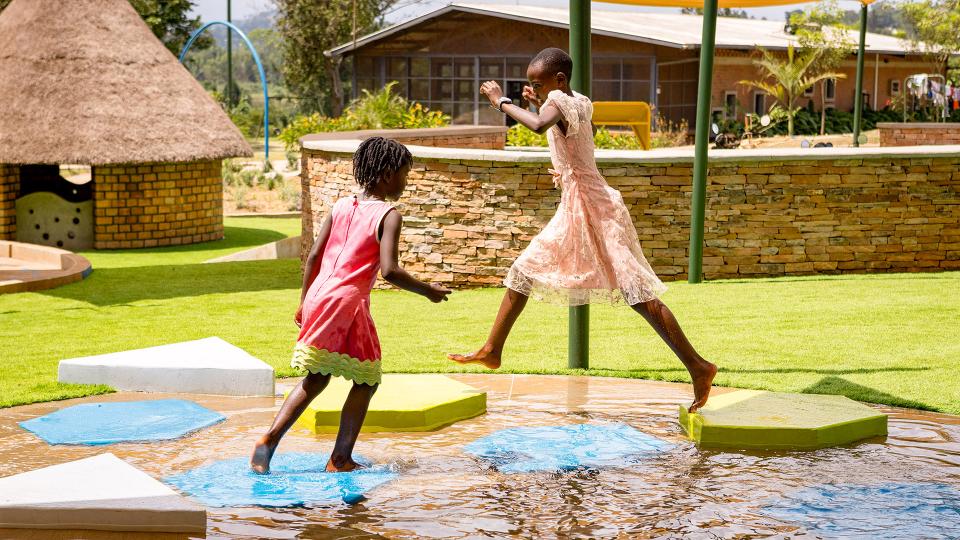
(740, 45, 845, 136)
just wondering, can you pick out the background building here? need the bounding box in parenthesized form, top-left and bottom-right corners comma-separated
(329, 2, 934, 128)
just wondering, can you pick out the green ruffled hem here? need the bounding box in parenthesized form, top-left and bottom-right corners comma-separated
(291, 344, 381, 386)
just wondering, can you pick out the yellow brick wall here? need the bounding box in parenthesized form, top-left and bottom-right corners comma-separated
(303, 149, 960, 285)
(0, 164, 19, 240)
(92, 160, 223, 249)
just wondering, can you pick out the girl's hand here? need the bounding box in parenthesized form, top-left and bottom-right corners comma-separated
(522, 86, 542, 108)
(480, 80, 504, 107)
(294, 304, 304, 328)
(425, 283, 452, 303)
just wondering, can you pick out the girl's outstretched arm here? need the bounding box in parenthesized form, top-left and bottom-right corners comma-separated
(481, 81, 563, 135)
(379, 210, 451, 303)
(295, 214, 332, 327)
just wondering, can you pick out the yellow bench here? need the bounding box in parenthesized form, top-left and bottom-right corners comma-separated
(591, 101, 652, 150)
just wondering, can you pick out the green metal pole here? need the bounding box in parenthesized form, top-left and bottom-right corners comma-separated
(568, 0, 590, 369)
(852, 2, 867, 147)
(227, 0, 234, 108)
(688, 0, 718, 284)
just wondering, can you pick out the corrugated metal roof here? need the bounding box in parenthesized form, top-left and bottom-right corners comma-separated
(328, 2, 916, 56)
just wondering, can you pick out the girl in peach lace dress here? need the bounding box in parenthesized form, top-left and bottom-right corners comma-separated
(450, 48, 717, 412)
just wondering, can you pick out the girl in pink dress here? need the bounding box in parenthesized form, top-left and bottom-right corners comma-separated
(252, 137, 451, 474)
(450, 48, 717, 412)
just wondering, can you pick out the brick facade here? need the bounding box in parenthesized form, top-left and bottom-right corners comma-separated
(92, 160, 222, 249)
(879, 123, 960, 147)
(303, 144, 960, 286)
(0, 164, 19, 240)
(302, 126, 507, 151)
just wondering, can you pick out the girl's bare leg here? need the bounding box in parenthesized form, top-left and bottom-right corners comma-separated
(631, 297, 717, 412)
(448, 288, 529, 369)
(251, 372, 331, 474)
(327, 383, 378, 472)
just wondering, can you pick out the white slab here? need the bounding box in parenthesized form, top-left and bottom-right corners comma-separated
(58, 337, 275, 396)
(0, 454, 205, 533)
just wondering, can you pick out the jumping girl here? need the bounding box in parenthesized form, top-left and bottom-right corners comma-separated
(449, 48, 717, 412)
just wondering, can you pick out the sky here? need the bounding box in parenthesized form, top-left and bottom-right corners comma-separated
(190, 0, 874, 26)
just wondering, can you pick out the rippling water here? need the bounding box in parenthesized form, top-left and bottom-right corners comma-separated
(1, 374, 958, 539)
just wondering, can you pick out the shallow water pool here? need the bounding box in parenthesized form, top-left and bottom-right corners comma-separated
(1, 374, 958, 539)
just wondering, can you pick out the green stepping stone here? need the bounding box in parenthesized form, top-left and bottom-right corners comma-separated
(679, 390, 888, 450)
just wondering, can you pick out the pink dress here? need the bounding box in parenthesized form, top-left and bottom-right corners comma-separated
(291, 196, 395, 386)
(504, 89, 667, 306)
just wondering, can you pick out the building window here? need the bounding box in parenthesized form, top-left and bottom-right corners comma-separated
(724, 91, 737, 119)
(890, 79, 901, 96)
(754, 92, 766, 115)
(825, 78, 836, 102)
(804, 86, 814, 97)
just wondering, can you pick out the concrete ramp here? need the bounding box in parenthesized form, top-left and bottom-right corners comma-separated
(58, 337, 275, 396)
(0, 453, 206, 533)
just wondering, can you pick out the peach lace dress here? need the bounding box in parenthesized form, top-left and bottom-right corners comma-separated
(503, 89, 667, 306)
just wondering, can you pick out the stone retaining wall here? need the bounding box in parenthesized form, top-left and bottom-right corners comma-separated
(302, 142, 960, 286)
(879, 123, 960, 147)
(0, 164, 18, 240)
(92, 160, 222, 249)
(301, 126, 507, 151)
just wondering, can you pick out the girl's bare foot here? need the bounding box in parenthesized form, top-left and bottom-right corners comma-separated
(326, 455, 363, 472)
(250, 435, 278, 474)
(688, 360, 718, 413)
(447, 346, 502, 369)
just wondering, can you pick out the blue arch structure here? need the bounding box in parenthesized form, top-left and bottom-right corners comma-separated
(179, 21, 270, 163)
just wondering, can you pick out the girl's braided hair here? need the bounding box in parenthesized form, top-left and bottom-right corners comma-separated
(353, 137, 412, 192)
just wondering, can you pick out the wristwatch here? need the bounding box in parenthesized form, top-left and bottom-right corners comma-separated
(496, 96, 513, 111)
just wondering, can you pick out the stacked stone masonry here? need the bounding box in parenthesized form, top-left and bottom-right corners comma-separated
(0, 164, 18, 240)
(879, 123, 960, 147)
(301, 127, 507, 151)
(303, 148, 960, 286)
(93, 160, 223, 249)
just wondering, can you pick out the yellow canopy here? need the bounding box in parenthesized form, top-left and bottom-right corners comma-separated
(602, 0, 873, 7)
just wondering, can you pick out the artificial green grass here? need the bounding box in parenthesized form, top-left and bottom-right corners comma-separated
(1, 217, 958, 415)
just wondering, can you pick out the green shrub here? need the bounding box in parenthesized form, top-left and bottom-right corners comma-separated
(506, 124, 547, 147)
(278, 82, 450, 152)
(506, 121, 685, 150)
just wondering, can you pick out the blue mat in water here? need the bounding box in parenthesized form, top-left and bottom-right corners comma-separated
(464, 423, 671, 473)
(164, 453, 397, 507)
(19, 399, 225, 445)
(763, 482, 960, 539)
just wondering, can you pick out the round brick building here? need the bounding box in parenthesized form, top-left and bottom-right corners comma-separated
(0, 0, 251, 250)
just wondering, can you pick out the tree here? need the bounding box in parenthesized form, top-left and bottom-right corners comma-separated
(899, 0, 960, 75)
(0, 0, 210, 55)
(739, 45, 845, 136)
(275, 0, 396, 116)
(790, 1, 854, 135)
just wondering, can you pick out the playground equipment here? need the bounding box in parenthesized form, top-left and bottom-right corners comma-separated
(293, 374, 486, 433)
(0, 240, 91, 294)
(58, 337, 275, 396)
(592, 101, 652, 149)
(903, 73, 951, 122)
(0, 454, 206, 533)
(679, 389, 888, 449)
(179, 21, 271, 164)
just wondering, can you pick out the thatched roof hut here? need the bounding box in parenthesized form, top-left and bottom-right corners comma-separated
(0, 0, 252, 166)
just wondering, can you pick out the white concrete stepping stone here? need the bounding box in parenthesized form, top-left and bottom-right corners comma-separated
(0, 453, 206, 533)
(58, 337, 275, 396)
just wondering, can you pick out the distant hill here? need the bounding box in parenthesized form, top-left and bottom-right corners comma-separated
(208, 9, 275, 45)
